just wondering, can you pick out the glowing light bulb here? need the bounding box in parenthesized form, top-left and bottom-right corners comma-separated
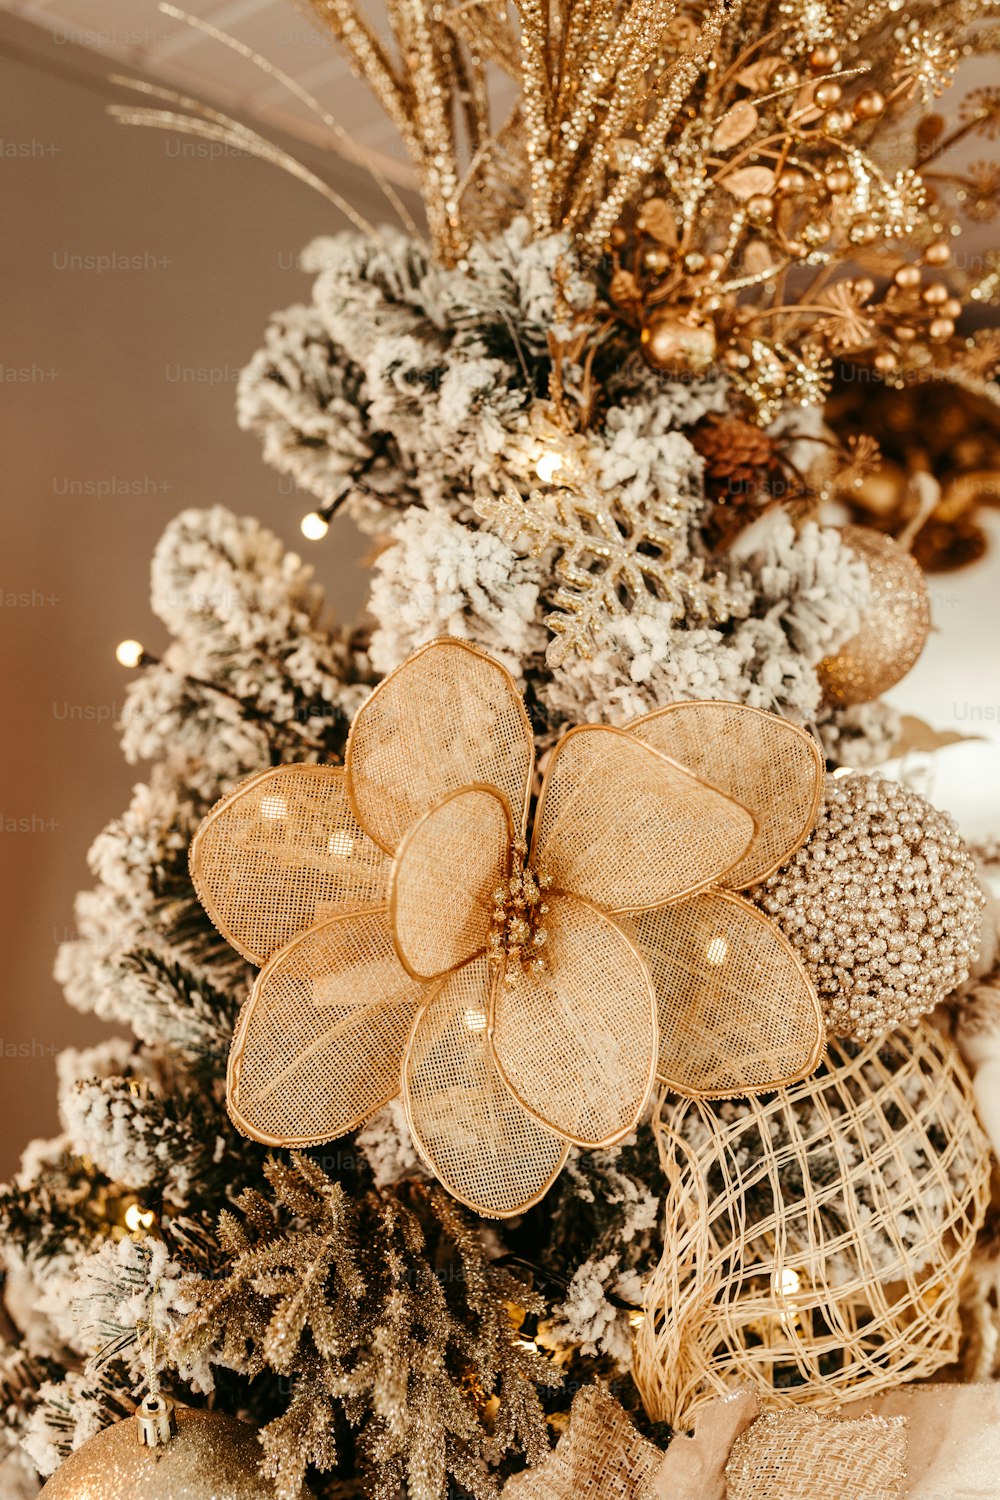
(534, 451, 565, 483)
(115, 639, 144, 668)
(261, 794, 288, 820)
(328, 831, 355, 857)
(124, 1202, 156, 1233)
(464, 1009, 488, 1032)
(706, 935, 728, 966)
(300, 511, 329, 540)
(774, 1267, 801, 1298)
(832, 765, 853, 778)
(628, 1310, 646, 1328)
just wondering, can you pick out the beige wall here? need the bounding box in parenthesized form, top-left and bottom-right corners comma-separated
(0, 13, 387, 1177)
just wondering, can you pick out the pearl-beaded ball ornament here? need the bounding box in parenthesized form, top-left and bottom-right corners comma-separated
(753, 773, 983, 1041)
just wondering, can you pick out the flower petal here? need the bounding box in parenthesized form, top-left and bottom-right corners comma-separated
(227, 908, 424, 1145)
(628, 702, 823, 888)
(631, 889, 824, 1098)
(532, 726, 755, 912)
(491, 894, 657, 1147)
(390, 785, 512, 981)
(190, 765, 389, 965)
(346, 639, 534, 853)
(402, 958, 569, 1217)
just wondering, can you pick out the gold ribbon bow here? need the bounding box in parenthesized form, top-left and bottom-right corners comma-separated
(190, 639, 824, 1217)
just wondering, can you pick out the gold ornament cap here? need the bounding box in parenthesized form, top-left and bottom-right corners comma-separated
(135, 1393, 177, 1449)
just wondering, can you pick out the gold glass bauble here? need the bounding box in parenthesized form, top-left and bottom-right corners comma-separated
(39, 1406, 313, 1500)
(817, 525, 931, 707)
(641, 313, 717, 375)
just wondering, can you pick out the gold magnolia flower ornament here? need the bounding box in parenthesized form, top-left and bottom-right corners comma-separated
(190, 640, 825, 1218)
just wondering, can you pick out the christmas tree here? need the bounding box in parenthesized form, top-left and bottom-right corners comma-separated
(4, 0, 1000, 1495)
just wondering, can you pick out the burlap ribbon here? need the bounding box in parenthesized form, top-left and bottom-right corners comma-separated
(501, 1374, 1000, 1497)
(501, 1387, 663, 1500)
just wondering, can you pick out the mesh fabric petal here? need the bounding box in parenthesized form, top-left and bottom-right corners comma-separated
(227, 907, 424, 1144)
(631, 889, 824, 1097)
(532, 725, 755, 913)
(346, 638, 535, 853)
(390, 785, 512, 980)
(629, 702, 823, 889)
(190, 765, 389, 965)
(402, 957, 569, 1217)
(491, 894, 657, 1147)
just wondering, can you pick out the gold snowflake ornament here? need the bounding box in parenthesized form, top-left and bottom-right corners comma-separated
(190, 640, 824, 1218)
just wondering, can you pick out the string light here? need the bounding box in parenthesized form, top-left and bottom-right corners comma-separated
(124, 1202, 157, 1233)
(464, 1009, 488, 1032)
(534, 451, 565, 483)
(832, 766, 854, 779)
(328, 831, 355, 857)
(300, 511, 330, 540)
(774, 1267, 801, 1297)
(261, 794, 289, 820)
(115, 639, 145, 668)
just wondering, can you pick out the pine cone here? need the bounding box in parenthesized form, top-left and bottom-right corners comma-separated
(691, 414, 781, 503)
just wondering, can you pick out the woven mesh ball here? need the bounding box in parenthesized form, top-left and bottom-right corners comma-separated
(633, 1022, 991, 1429)
(752, 773, 983, 1041)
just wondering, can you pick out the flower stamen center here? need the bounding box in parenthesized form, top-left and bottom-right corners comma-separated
(488, 838, 553, 981)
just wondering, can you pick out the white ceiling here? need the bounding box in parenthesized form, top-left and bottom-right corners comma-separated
(4, 0, 419, 181)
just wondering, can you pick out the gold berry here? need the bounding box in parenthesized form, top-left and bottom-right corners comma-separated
(894, 325, 918, 342)
(874, 351, 898, 372)
(784, 238, 807, 257)
(853, 89, 886, 119)
(929, 317, 955, 341)
(853, 278, 876, 301)
(642, 245, 671, 275)
(642, 313, 718, 375)
(942, 297, 963, 319)
(683, 251, 707, 272)
(815, 81, 843, 108)
(802, 219, 832, 246)
(924, 241, 952, 266)
(893, 264, 923, 290)
(824, 108, 854, 135)
(609, 226, 628, 249)
(921, 282, 949, 305)
(825, 168, 853, 193)
(810, 43, 840, 70)
(747, 194, 775, 222)
(778, 168, 808, 194)
(850, 220, 878, 244)
(771, 65, 800, 88)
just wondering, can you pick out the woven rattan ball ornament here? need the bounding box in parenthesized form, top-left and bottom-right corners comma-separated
(633, 1022, 991, 1429)
(753, 771, 983, 1041)
(38, 1397, 313, 1500)
(816, 525, 931, 707)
